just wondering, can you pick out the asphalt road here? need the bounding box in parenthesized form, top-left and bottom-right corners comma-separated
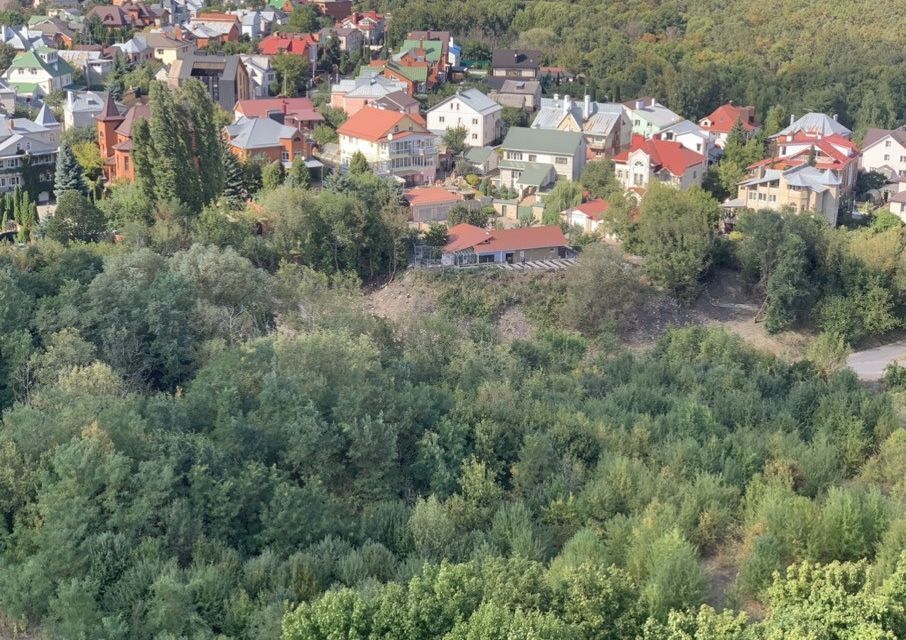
(846, 340, 906, 381)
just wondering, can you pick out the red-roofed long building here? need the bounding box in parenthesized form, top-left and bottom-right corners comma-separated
(442, 223, 569, 265)
(337, 106, 437, 185)
(562, 198, 610, 233)
(613, 135, 708, 191)
(258, 32, 319, 57)
(699, 102, 759, 148)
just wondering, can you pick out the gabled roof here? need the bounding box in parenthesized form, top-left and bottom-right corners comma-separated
(372, 90, 419, 112)
(404, 186, 462, 207)
(532, 96, 624, 136)
(464, 146, 494, 163)
(114, 103, 151, 137)
(429, 88, 500, 116)
(486, 77, 541, 95)
(444, 223, 567, 254)
(492, 49, 541, 69)
(235, 97, 322, 122)
(336, 106, 427, 142)
(5, 49, 73, 78)
(572, 198, 610, 221)
(258, 32, 318, 55)
(401, 38, 442, 63)
(501, 127, 583, 155)
(629, 100, 682, 128)
(225, 116, 299, 149)
(774, 112, 852, 139)
(336, 73, 408, 98)
(862, 126, 906, 151)
(699, 103, 757, 134)
(613, 135, 706, 176)
(34, 103, 58, 127)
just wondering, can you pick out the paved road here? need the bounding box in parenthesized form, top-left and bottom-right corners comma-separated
(846, 340, 906, 381)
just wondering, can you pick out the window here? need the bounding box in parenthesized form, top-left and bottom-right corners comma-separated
(555, 157, 567, 165)
(471, 133, 477, 140)
(885, 154, 890, 161)
(633, 173, 644, 186)
(472, 118, 477, 125)
(507, 151, 523, 160)
(439, 116, 444, 123)
(282, 151, 290, 161)
(528, 154, 536, 162)
(901, 156, 906, 163)
(886, 140, 892, 147)
(696, 143, 701, 152)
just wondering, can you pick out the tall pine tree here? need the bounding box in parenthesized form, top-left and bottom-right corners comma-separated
(221, 147, 247, 206)
(182, 79, 224, 206)
(54, 140, 85, 199)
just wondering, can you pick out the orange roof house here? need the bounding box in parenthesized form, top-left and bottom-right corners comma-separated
(259, 32, 319, 56)
(404, 186, 463, 224)
(336, 106, 427, 142)
(443, 223, 569, 265)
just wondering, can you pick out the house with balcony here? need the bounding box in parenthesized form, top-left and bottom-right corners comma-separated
(498, 127, 586, 194)
(530, 94, 631, 158)
(760, 132, 859, 192)
(337, 11, 385, 44)
(336, 106, 437, 186)
(427, 89, 502, 148)
(729, 164, 842, 226)
(612, 134, 707, 191)
(0, 107, 60, 202)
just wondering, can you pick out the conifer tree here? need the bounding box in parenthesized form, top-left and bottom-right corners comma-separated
(54, 140, 85, 199)
(221, 148, 247, 206)
(287, 157, 311, 189)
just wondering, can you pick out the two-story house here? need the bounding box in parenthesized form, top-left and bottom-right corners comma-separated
(731, 164, 842, 226)
(330, 73, 409, 115)
(426, 88, 502, 148)
(2, 47, 73, 96)
(338, 11, 385, 44)
(861, 126, 906, 179)
(622, 97, 683, 137)
(97, 93, 150, 183)
(336, 106, 437, 186)
(0, 107, 60, 202)
(698, 102, 759, 148)
(491, 49, 541, 79)
(224, 116, 310, 165)
(612, 135, 707, 191)
(167, 53, 250, 111)
(654, 120, 717, 163)
(767, 130, 859, 192)
(498, 127, 586, 194)
(234, 96, 324, 132)
(530, 94, 632, 158)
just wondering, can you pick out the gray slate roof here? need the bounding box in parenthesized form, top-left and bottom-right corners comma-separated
(430, 88, 500, 116)
(226, 116, 297, 149)
(532, 97, 624, 136)
(774, 112, 852, 138)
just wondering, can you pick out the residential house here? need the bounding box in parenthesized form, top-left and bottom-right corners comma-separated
(0, 108, 60, 202)
(530, 94, 631, 158)
(336, 106, 437, 185)
(57, 50, 114, 88)
(97, 93, 149, 183)
(623, 97, 683, 136)
(109, 36, 155, 64)
(427, 88, 503, 148)
(442, 223, 568, 265)
(731, 164, 842, 226)
(371, 90, 420, 116)
(258, 32, 319, 57)
(27, 16, 77, 49)
(337, 11, 385, 44)
(64, 90, 110, 130)
(772, 112, 852, 140)
(491, 49, 541, 79)
(562, 198, 610, 234)
(332, 26, 363, 53)
(233, 9, 285, 39)
(306, 0, 353, 21)
(167, 53, 250, 111)
(182, 13, 240, 48)
(234, 96, 323, 131)
(142, 31, 193, 65)
(654, 119, 717, 163)
(698, 102, 758, 148)
(860, 126, 906, 179)
(613, 135, 708, 191)
(239, 54, 276, 98)
(762, 132, 860, 192)
(486, 78, 541, 111)
(463, 146, 498, 175)
(0, 82, 15, 114)
(404, 185, 463, 224)
(406, 30, 454, 68)
(0, 25, 51, 51)
(85, 3, 164, 33)
(2, 48, 73, 97)
(887, 189, 906, 221)
(330, 74, 408, 115)
(225, 116, 310, 165)
(498, 127, 586, 193)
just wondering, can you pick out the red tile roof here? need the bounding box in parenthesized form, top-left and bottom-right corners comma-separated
(336, 106, 426, 142)
(235, 97, 323, 122)
(613, 135, 706, 177)
(404, 186, 462, 208)
(444, 224, 567, 254)
(574, 198, 610, 221)
(259, 32, 319, 56)
(699, 103, 756, 134)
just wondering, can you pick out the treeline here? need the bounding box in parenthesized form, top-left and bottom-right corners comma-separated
(0, 220, 903, 638)
(376, 0, 906, 134)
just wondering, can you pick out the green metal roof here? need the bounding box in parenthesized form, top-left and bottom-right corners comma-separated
(8, 50, 73, 78)
(501, 127, 583, 155)
(401, 39, 442, 63)
(8, 82, 41, 94)
(464, 146, 494, 163)
(516, 162, 556, 187)
(389, 63, 427, 83)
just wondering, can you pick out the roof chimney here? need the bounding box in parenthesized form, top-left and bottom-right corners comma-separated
(636, 99, 643, 109)
(554, 93, 559, 102)
(832, 113, 838, 121)
(790, 114, 795, 125)
(583, 94, 590, 120)
(563, 94, 570, 115)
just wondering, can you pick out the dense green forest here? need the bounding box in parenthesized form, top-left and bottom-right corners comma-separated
(0, 231, 904, 638)
(377, 0, 906, 135)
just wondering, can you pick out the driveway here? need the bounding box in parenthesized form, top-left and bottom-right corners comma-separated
(846, 340, 906, 381)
